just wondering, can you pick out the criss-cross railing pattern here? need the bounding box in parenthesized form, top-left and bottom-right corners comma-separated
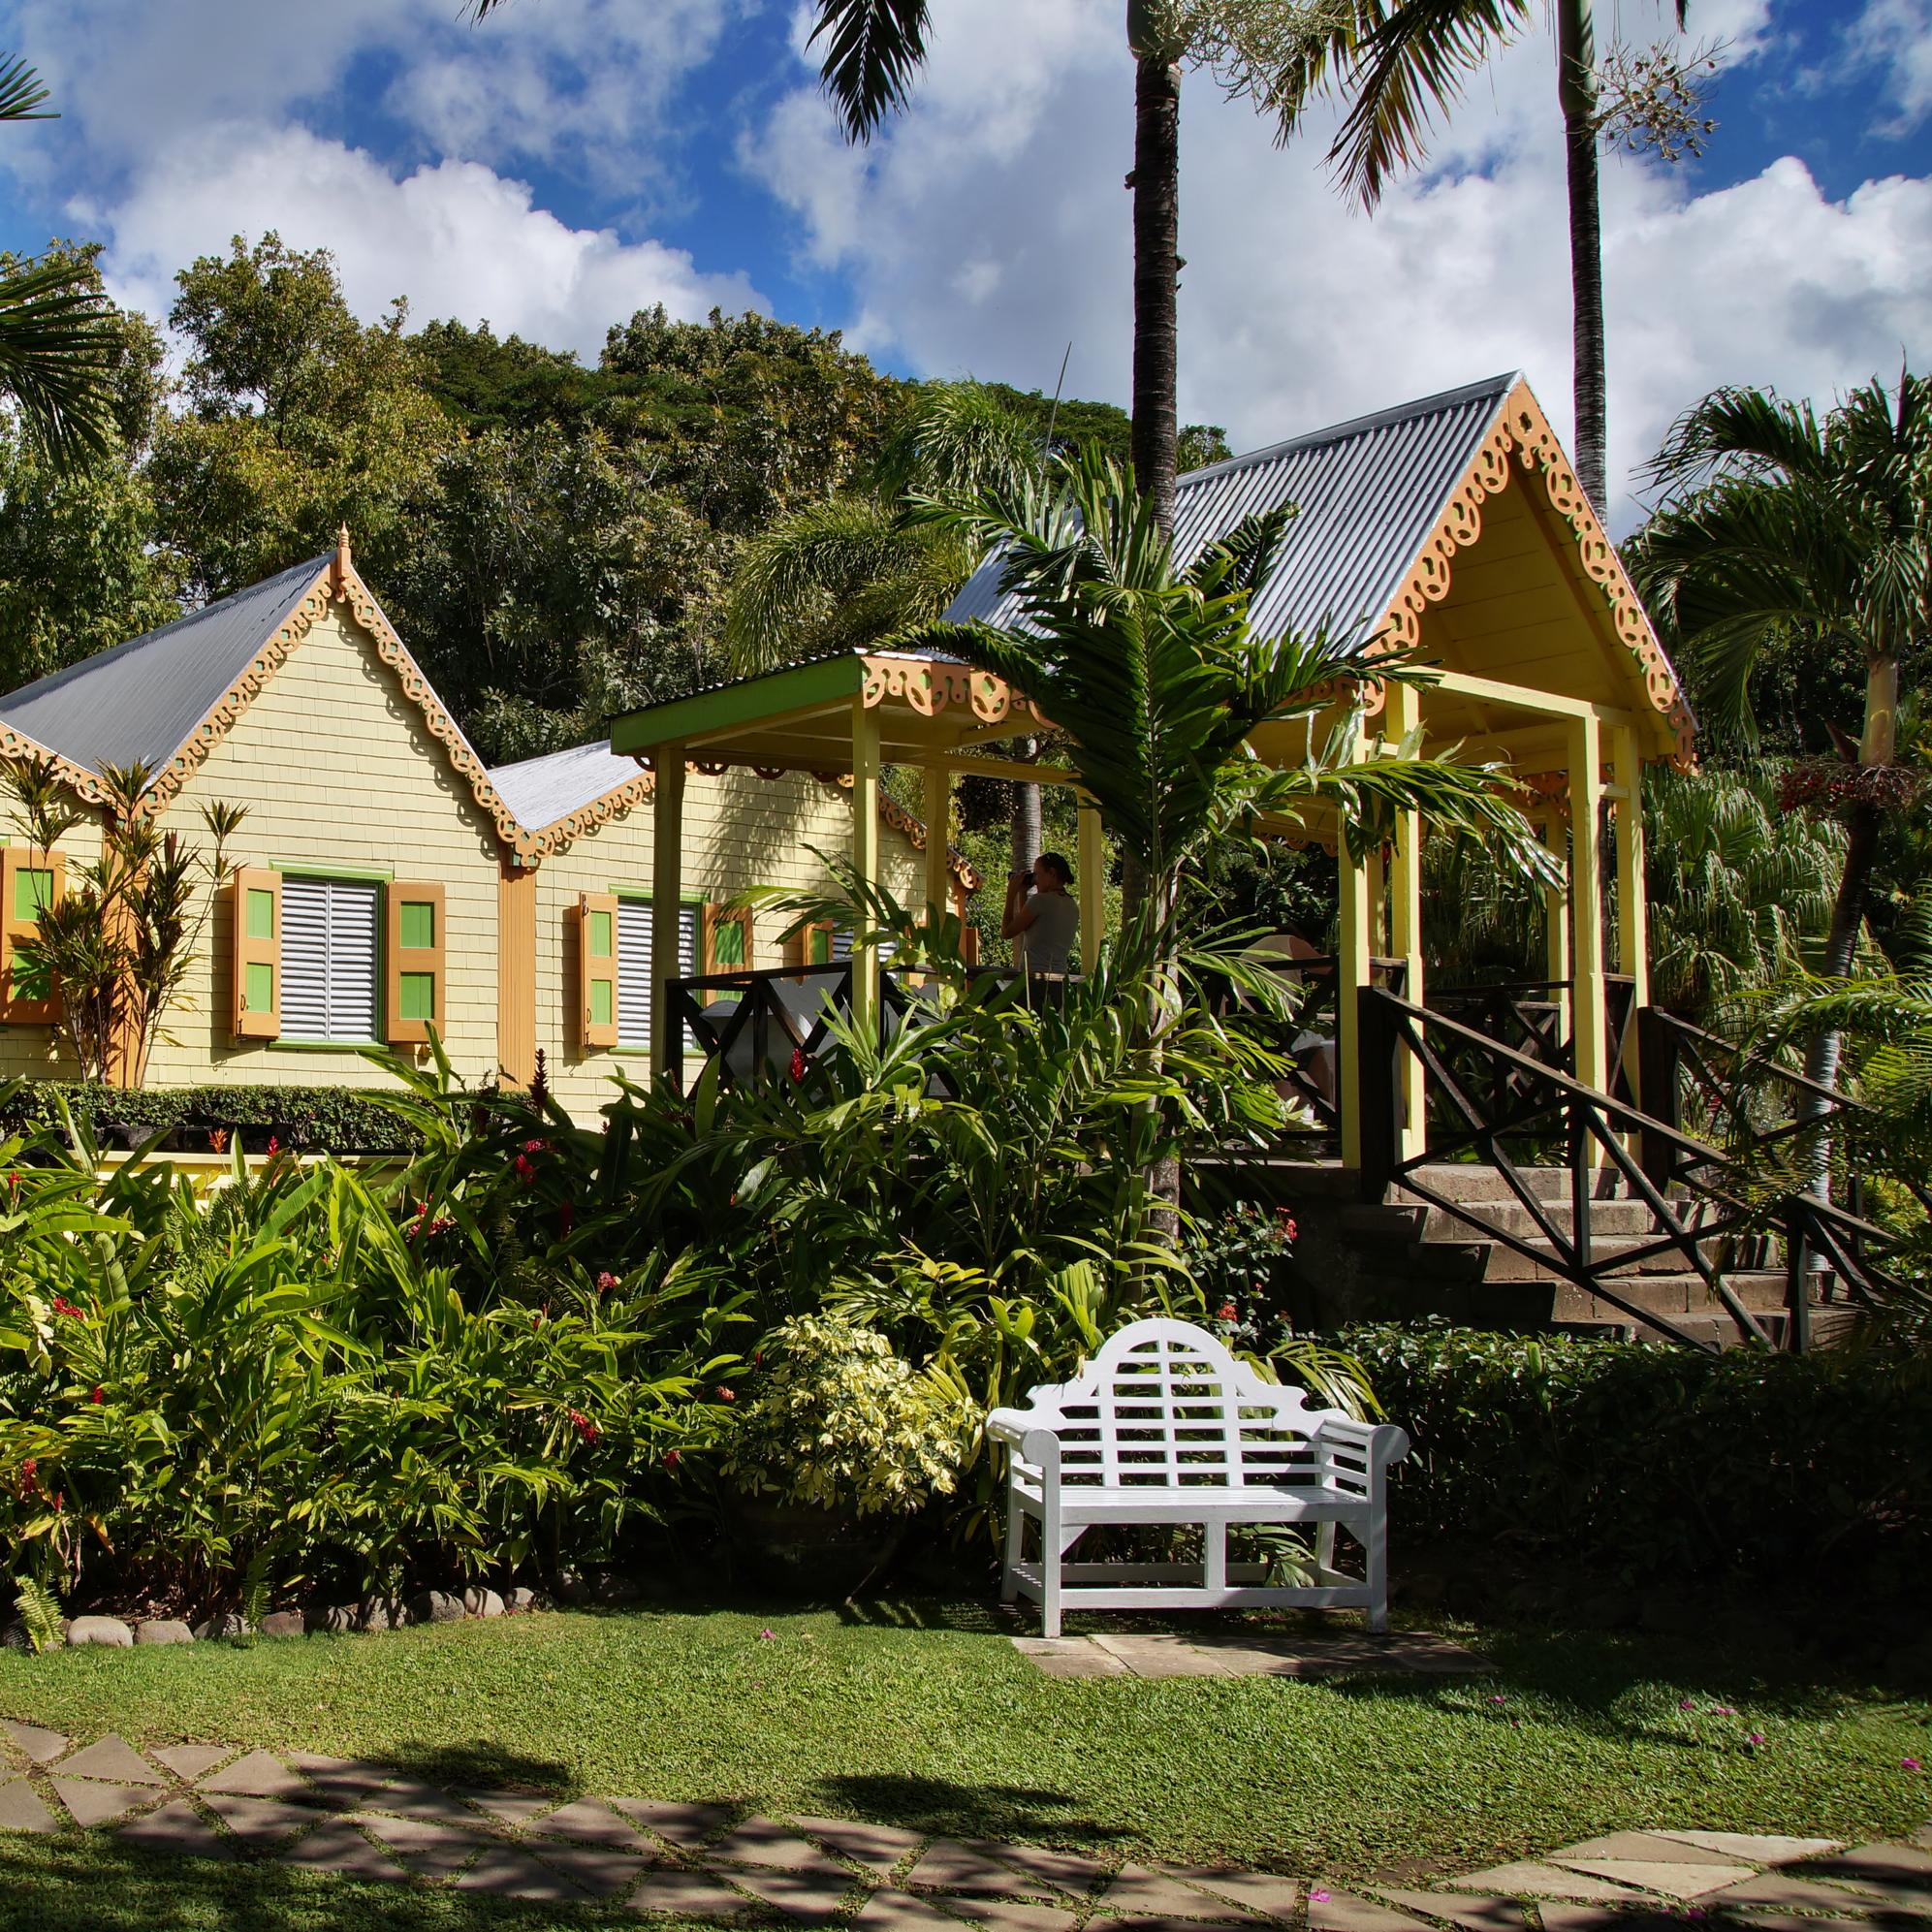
(1358, 986, 1916, 1351)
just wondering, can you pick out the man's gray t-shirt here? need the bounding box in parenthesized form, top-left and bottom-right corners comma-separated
(1019, 890, 1079, 974)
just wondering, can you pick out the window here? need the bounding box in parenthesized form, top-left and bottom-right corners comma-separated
(280, 876, 381, 1042)
(618, 898, 698, 1049)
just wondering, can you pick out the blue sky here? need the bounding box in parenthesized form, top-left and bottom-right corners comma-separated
(0, 0, 1927, 524)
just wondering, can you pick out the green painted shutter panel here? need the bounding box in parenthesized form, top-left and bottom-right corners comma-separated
(386, 881, 445, 1046)
(576, 892, 619, 1050)
(230, 867, 281, 1040)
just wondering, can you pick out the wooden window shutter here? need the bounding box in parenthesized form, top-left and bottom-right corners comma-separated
(386, 881, 445, 1045)
(701, 903, 753, 975)
(1, 847, 65, 1026)
(573, 891, 619, 1050)
(230, 867, 282, 1039)
(783, 920, 835, 976)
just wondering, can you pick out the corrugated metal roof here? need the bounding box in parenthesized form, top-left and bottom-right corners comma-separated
(945, 373, 1518, 650)
(488, 739, 647, 827)
(0, 554, 330, 776)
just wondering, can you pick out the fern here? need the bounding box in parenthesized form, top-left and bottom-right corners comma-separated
(13, 1574, 63, 1653)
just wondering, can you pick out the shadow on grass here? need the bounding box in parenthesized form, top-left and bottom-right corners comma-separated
(811, 1772, 1131, 1850)
(0, 1836, 641, 1932)
(375, 1738, 575, 1797)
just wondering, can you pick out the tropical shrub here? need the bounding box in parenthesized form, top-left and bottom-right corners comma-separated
(719, 1316, 974, 1518)
(0, 1080, 421, 1154)
(1349, 1323, 1932, 1601)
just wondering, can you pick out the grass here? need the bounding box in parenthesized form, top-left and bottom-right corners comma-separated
(0, 1598, 1926, 1899)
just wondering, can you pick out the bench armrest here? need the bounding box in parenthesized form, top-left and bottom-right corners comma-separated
(1313, 1416, 1410, 1493)
(986, 1407, 1063, 1477)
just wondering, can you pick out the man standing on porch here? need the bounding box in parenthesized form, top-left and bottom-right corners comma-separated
(1003, 853, 1079, 977)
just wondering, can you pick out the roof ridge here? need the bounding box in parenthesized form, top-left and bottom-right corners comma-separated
(1179, 372, 1520, 490)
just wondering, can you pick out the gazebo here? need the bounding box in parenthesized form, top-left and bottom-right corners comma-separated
(610, 374, 1693, 1172)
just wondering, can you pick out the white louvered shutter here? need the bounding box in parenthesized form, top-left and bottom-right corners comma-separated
(281, 877, 381, 1043)
(616, 901, 701, 1048)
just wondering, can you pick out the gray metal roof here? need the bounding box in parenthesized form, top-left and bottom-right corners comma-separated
(488, 739, 648, 827)
(0, 554, 330, 776)
(945, 372, 1518, 649)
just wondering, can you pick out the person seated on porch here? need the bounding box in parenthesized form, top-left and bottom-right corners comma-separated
(1002, 852, 1079, 978)
(1251, 927, 1338, 1110)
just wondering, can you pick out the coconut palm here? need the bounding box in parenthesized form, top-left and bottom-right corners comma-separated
(1242, 0, 1690, 516)
(1635, 371, 1932, 1167)
(0, 58, 120, 468)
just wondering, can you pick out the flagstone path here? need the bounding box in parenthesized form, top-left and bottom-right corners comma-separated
(2, 1719, 1927, 1924)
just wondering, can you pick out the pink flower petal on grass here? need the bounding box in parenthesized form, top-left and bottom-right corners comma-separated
(1310, 1888, 1331, 1903)
(1903, 1757, 1922, 1771)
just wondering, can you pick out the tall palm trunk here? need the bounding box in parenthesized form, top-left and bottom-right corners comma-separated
(1009, 737, 1042, 875)
(1797, 652, 1900, 1189)
(1557, 0, 1607, 515)
(1128, 26, 1183, 537)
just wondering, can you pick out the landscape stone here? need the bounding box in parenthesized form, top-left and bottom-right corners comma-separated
(0, 1622, 32, 1651)
(507, 1586, 540, 1613)
(628, 1868, 755, 1917)
(531, 1797, 654, 1849)
(526, 1839, 651, 1897)
(409, 1589, 466, 1625)
(65, 1615, 134, 1647)
(731, 1864, 862, 1921)
(1308, 1893, 1435, 1932)
(1, 1720, 70, 1764)
(117, 1798, 235, 1856)
(52, 1777, 148, 1826)
(198, 1748, 311, 1799)
(1552, 1856, 1755, 1898)
(0, 1777, 60, 1834)
(607, 1794, 733, 1847)
(278, 1818, 410, 1881)
(55, 1734, 163, 1784)
(1656, 1831, 1841, 1864)
(1173, 1870, 1302, 1922)
(1441, 1865, 1644, 1903)
(135, 1620, 195, 1646)
(791, 1815, 929, 1872)
(256, 1610, 305, 1639)
(307, 1604, 364, 1633)
(151, 1744, 234, 1782)
(463, 1586, 506, 1618)
(1098, 1865, 1268, 1921)
(456, 1842, 591, 1900)
(191, 1613, 251, 1640)
(201, 1792, 319, 1846)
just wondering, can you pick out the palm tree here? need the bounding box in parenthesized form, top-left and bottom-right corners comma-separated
(0, 57, 120, 468)
(1635, 371, 1932, 1125)
(1249, 0, 1689, 516)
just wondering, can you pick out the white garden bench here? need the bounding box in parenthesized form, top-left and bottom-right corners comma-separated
(986, 1317, 1409, 1638)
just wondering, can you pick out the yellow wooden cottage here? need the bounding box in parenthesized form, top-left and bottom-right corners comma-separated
(0, 532, 964, 1120)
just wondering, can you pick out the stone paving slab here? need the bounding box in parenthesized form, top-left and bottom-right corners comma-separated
(1536, 1905, 1694, 1932)
(1722, 1915, 1879, 1932)
(201, 1792, 317, 1847)
(0, 1777, 59, 1833)
(455, 1841, 590, 1900)
(527, 1840, 651, 1898)
(1555, 1857, 1758, 1899)
(55, 1734, 163, 1785)
(910, 1839, 1074, 1897)
(1307, 1890, 1437, 1932)
(530, 1796, 657, 1851)
(151, 1744, 234, 1783)
(1012, 1632, 1479, 1682)
(792, 1815, 929, 1873)
(51, 1776, 147, 1827)
(629, 1867, 756, 1918)
(285, 1753, 397, 1805)
(713, 1815, 851, 1872)
(459, 1789, 560, 1829)
(1172, 1869, 1300, 1921)
(116, 1798, 235, 1857)
(280, 1818, 410, 1882)
(610, 1794, 735, 1848)
(1658, 1831, 1844, 1864)
(0, 1721, 69, 1765)
(1096, 1864, 1269, 1922)
(1710, 1872, 1908, 1916)
(1372, 1887, 1532, 1931)
(1090, 1636, 1235, 1680)
(857, 1891, 978, 1932)
(199, 1748, 311, 1799)
(354, 1810, 495, 1880)
(1556, 1832, 1748, 1864)
(1012, 1638, 1133, 1681)
(1441, 1865, 1645, 1904)
(733, 1864, 864, 1921)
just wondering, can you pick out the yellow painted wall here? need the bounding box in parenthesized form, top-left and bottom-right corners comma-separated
(0, 814, 105, 1083)
(143, 607, 504, 1093)
(533, 772, 926, 1120)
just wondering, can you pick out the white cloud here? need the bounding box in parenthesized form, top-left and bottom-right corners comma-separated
(741, 0, 1931, 529)
(94, 125, 764, 363)
(1843, 0, 1932, 131)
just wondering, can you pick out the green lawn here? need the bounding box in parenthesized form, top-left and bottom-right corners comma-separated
(0, 1599, 1925, 1928)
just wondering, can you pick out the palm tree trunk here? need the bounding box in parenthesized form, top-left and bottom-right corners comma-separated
(1797, 652, 1900, 1190)
(1557, 0, 1607, 516)
(1009, 738, 1042, 877)
(1127, 11, 1181, 536)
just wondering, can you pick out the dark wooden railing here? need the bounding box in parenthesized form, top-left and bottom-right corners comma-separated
(1359, 985, 1917, 1351)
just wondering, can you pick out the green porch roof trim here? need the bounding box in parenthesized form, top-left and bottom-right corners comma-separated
(610, 655, 865, 756)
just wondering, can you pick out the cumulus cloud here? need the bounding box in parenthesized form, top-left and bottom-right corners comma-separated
(94, 125, 764, 363)
(1842, 0, 1932, 131)
(743, 0, 1931, 529)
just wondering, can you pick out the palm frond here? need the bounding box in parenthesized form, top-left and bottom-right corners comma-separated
(808, 0, 933, 143)
(0, 55, 53, 122)
(0, 255, 120, 469)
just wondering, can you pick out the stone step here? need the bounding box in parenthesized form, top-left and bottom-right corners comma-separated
(1349, 1268, 1799, 1329)
(1346, 1198, 1668, 1242)
(1390, 1163, 1635, 1206)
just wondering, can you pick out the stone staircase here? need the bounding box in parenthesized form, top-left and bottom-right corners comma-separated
(1265, 1160, 1846, 1346)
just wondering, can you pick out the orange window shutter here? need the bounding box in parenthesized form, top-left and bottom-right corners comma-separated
(386, 881, 446, 1046)
(702, 903, 753, 975)
(1, 846, 65, 1027)
(230, 866, 282, 1039)
(574, 892, 619, 1050)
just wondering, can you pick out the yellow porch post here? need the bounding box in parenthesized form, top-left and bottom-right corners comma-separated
(649, 745, 686, 1080)
(1365, 847, 1386, 956)
(851, 695, 881, 1037)
(1384, 682, 1427, 1161)
(1077, 790, 1104, 971)
(922, 762, 952, 927)
(1567, 714, 1609, 1101)
(1543, 816, 1571, 1041)
(1612, 726, 1650, 1093)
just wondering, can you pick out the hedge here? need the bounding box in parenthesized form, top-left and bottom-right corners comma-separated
(0, 1081, 422, 1155)
(1348, 1322, 1932, 1601)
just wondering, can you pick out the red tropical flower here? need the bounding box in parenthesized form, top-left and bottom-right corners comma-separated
(789, 1046, 808, 1084)
(88, 1386, 104, 1406)
(662, 1448, 681, 1469)
(567, 1408, 599, 1443)
(50, 1296, 83, 1319)
(523, 1137, 547, 1156)
(595, 1271, 620, 1295)
(716, 1386, 735, 1403)
(1217, 1303, 1238, 1323)
(513, 1153, 537, 1185)
(16, 1458, 37, 1498)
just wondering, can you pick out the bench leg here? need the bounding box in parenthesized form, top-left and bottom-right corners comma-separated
(1365, 1507, 1389, 1635)
(1040, 1496, 1063, 1639)
(1315, 1521, 1336, 1579)
(1203, 1521, 1227, 1597)
(1001, 1486, 1024, 1604)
